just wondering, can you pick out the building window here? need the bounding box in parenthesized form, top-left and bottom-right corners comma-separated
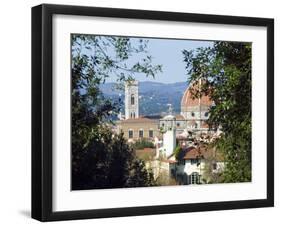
(162, 123, 165, 127)
(139, 130, 143, 138)
(131, 94, 135, 105)
(191, 172, 199, 184)
(204, 112, 209, 117)
(191, 159, 199, 165)
(177, 122, 180, 127)
(191, 112, 195, 117)
(177, 159, 185, 165)
(149, 130, 153, 138)
(212, 162, 217, 170)
(128, 130, 133, 138)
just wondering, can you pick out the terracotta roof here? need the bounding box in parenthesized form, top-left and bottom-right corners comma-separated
(201, 121, 210, 128)
(175, 114, 185, 120)
(178, 147, 198, 159)
(181, 82, 212, 108)
(121, 117, 157, 123)
(161, 159, 177, 164)
(179, 146, 224, 161)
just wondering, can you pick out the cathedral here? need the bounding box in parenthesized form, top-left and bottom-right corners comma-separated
(116, 80, 222, 185)
(116, 80, 213, 141)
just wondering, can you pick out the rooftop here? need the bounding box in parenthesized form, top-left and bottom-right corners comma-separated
(178, 146, 224, 161)
(120, 116, 158, 123)
(181, 81, 212, 108)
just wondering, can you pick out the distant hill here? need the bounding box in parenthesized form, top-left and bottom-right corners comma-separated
(99, 81, 188, 115)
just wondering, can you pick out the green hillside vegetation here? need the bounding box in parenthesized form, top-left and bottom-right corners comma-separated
(100, 81, 188, 115)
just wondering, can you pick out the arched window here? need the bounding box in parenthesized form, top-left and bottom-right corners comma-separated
(191, 172, 200, 184)
(191, 112, 195, 117)
(204, 112, 209, 117)
(131, 94, 135, 105)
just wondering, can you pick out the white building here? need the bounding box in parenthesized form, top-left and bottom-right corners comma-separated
(173, 146, 224, 185)
(159, 128, 176, 158)
(155, 110, 224, 185)
(119, 79, 224, 185)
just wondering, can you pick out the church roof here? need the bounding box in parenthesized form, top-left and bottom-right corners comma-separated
(162, 114, 176, 120)
(175, 114, 185, 120)
(121, 117, 157, 123)
(181, 82, 212, 108)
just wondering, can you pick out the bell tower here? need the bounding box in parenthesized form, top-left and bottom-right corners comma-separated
(125, 81, 139, 119)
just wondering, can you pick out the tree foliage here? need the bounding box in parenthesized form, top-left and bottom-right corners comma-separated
(173, 145, 182, 160)
(72, 35, 161, 190)
(132, 139, 155, 150)
(183, 42, 252, 183)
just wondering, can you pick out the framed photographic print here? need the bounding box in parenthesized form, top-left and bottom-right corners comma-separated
(32, 4, 274, 221)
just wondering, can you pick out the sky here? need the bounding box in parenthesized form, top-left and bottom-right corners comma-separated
(106, 37, 214, 84)
(75, 35, 214, 84)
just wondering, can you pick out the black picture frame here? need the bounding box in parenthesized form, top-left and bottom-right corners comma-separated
(32, 4, 274, 222)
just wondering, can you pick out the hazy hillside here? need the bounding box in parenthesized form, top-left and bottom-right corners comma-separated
(99, 81, 188, 115)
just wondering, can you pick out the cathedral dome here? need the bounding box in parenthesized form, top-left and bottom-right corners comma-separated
(181, 82, 212, 110)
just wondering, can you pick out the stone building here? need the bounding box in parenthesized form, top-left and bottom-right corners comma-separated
(159, 114, 186, 134)
(117, 81, 160, 141)
(159, 81, 213, 135)
(117, 79, 213, 142)
(180, 80, 213, 130)
(116, 79, 224, 185)
(116, 117, 159, 141)
(125, 80, 139, 119)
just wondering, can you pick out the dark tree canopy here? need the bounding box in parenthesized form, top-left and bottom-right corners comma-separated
(71, 35, 161, 190)
(183, 42, 252, 183)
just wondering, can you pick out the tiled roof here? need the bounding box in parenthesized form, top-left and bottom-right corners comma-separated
(201, 121, 210, 128)
(181, 82, 212, 108)
(179, 146, 224, 161)
(175, 114, 185, 120)
(121, 117, 157, 123)
(161, 159, 177, 164)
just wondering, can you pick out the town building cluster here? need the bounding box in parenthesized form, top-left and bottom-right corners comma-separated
(116, 80, 224, 185)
